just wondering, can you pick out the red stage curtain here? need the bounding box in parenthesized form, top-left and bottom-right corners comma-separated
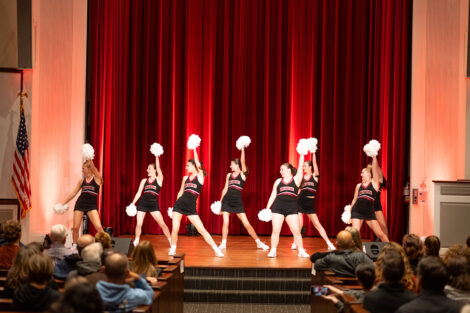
(87, 0, 411, 242)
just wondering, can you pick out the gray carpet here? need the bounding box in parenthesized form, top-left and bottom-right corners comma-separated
(184, 302, 310, 313)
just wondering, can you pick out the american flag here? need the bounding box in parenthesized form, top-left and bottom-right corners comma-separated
(11, 95, 31, 218)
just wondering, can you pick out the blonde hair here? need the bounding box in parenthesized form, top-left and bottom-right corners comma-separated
(375, 242, 416, 291)
(345, 226, 363, 252)
(130, 240, 158, 277)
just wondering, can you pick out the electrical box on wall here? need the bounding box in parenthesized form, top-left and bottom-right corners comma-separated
(412, 188, 418, 204)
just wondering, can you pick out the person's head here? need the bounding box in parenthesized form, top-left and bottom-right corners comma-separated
(381, 250, 405, 283)
(2, 219, 21, 243)
(81, 162, 92, 176)
(345, 226, 363, 252)
(417, 256, 448, 292)
(77, 234, 95, 256)
(375, 242, 416, 291)
(146, 163, 156, 178)
(336, 230, 354, 250)
(442, 245, 470, 291)
(6, 246, 38, 289)
(360, 167, 372, 183)
(27, 241, 44, 253)
(131, 240, 158, 277)
(302, 161, 313, 175)
(50, 224, 68, 244)
(230, 158, 248, 175)
(104, 252, 129, 283)
(424, 235, 441, 257)
(27, 253, 53, 285)
(280, 163, 297, 178)
(402, 234, 424, 262)
(49, 281, 104, 313)
(355, 263, 376, 290)
(81, 243, 103, 264)
(94, 232, 112, 250)
(101, 248, 115, 267)
(186, 159, 207, 177)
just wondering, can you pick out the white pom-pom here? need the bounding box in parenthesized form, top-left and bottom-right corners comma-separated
(363, 139, 381, 157)
(236, 136, 251, 150)
(210, 201, 222, 215)
(307, 137, 318, 153)
(168, 207, 173, 219)
(341, 205, 352, 224)
(126, 204, 137, 217)
(53, 203, 69, 214)
(258, 208, 272, 222)
(150, 143, 164, 157)
(81, 144, 95, 161)
(187, 134, 201, 150)
(296, 139, 310, 155)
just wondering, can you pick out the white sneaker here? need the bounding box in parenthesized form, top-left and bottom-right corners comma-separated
(133, 238, 140, 247)
(298, 248, 309, 258)
(327, 243, 336, 251)
(168, 247, 176, 256)
(214, 247, 224, 257)
(218, 243, 226, 250)
(267, 249, 277, 258)
(257, 241, 269, 250)
(291, 242, 297, 250)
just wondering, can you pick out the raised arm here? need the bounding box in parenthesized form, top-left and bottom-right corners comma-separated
(86, 160, 103, 185)
(350, 184, 360, 207)
(219, 173, 230, 202)
(193, 149, 202, 174)
(266, 179, 281, 209)
(176, 176, 186, 200)
(131, 179, 146, 205)
(371, 156, 381, 190)
(312, 153, 319, 178)
(62, 179, 83, 205)
(155, 156, 164, 185)
(240, 147, 247, 173)
(294, 153, 305, 186)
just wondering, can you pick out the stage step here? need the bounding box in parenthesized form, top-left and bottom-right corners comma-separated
(184, 267, 310, 304)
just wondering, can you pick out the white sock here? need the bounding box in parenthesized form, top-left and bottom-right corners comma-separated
(221, 239, 227, 245)
(255, 239, 261, 244)
(170, 245, 176, 250)
(270, 248, 277, 253)
(212, 244, 219, 251)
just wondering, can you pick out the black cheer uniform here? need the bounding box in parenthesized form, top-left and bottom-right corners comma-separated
(137, 178, 161, 212)
(74, 178, 99, 212)
(173, 175, 203, 216)
(298, 175, 318, 214)
(351, 182, 378, 220)
(374, 178, 387, 212)
(272, 177, 299, 216)
(221, 172, 245, 213)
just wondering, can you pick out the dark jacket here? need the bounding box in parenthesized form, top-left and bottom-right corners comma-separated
(395, 290, 464, 313)
(13, 284, 61, 312)
(53, 253, 82, 280)
(67, 260, 107, 285)
(314, 249, 373, 277)
(363, 282, 416, 313)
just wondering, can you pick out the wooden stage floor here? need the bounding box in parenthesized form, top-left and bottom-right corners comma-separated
(121, 234, 332, 269)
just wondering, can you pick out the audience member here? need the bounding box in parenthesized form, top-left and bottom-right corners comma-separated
(396, 256, 464, 313)
(96, 252, 154, 312)
(45, 224, 76, 265)
(442, 245, 470, 303)
(67, 242, 106, 285)
(2, 246, 37, 298)
(402, 234, 424, 275)
(48, 281, 103, 313)
(95, 232, 112, 250)
(363, 250, 417, 313)
(345, 226, 364, 252)
(424, 235, 441, 257)
(375, 242, 416, 291)
(0, 220, 22, 268)
(130, 240, 161, 285)
(313, 231, 372, 277)
(54, 234, 95, 280)
(13, 253, 61, 312)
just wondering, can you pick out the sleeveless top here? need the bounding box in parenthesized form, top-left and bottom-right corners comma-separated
(276, 177, 299, 202)
(300, 175, 317, 197)
(76, 177, 99, 207)
(139, 178, 161, 206)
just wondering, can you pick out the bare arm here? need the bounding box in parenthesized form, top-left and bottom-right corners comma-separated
(371, 156, 381, 190)
(176, 176, 186, 200)
(219, 174, 230, 202)
(156, 156, 163, 186)
(131, 179, 146, 205)
(192, 149, 205, 184)
(266, 179, 281, 209)
(350, 184, 360, 207)
(294, 153, 305, 186)
(62, 179, 83, 205)
(240, 147, 247, 174)
(312, 153, 319, 179)
(86, 160, 103, 185)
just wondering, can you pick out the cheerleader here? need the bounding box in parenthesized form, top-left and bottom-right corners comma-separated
(130, 155, 171, 247)
(218, 147, 269, 251)
(61, 159, 105, 243)
(265, 152, 309, 258)
(371, 156, 389, 238)
(169, 145, 224, 257)
(292, 153, 335, 251)
(350, 159, 389, 242)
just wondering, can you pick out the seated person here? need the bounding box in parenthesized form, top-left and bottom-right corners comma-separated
(130, 240, 161, 285)
(402, 234, 424, 274)
(396, 256, 465, 313)
(67, 242, 106, 285)
(424, 235, 440, 257)
(13, 253, 61, 312)
(2, 246, 38, 298)
(49, 279, 104, 313)
(442, 245, 470, 304)
(0, 220, 22, 268)
(95, 231, 112, 250)
(313, 230, 372, 277)
(96, 252, 154, 312)
(45, 224, 77, 265)
(363, 250, 416, 313)
(54, 234, 95, 280)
